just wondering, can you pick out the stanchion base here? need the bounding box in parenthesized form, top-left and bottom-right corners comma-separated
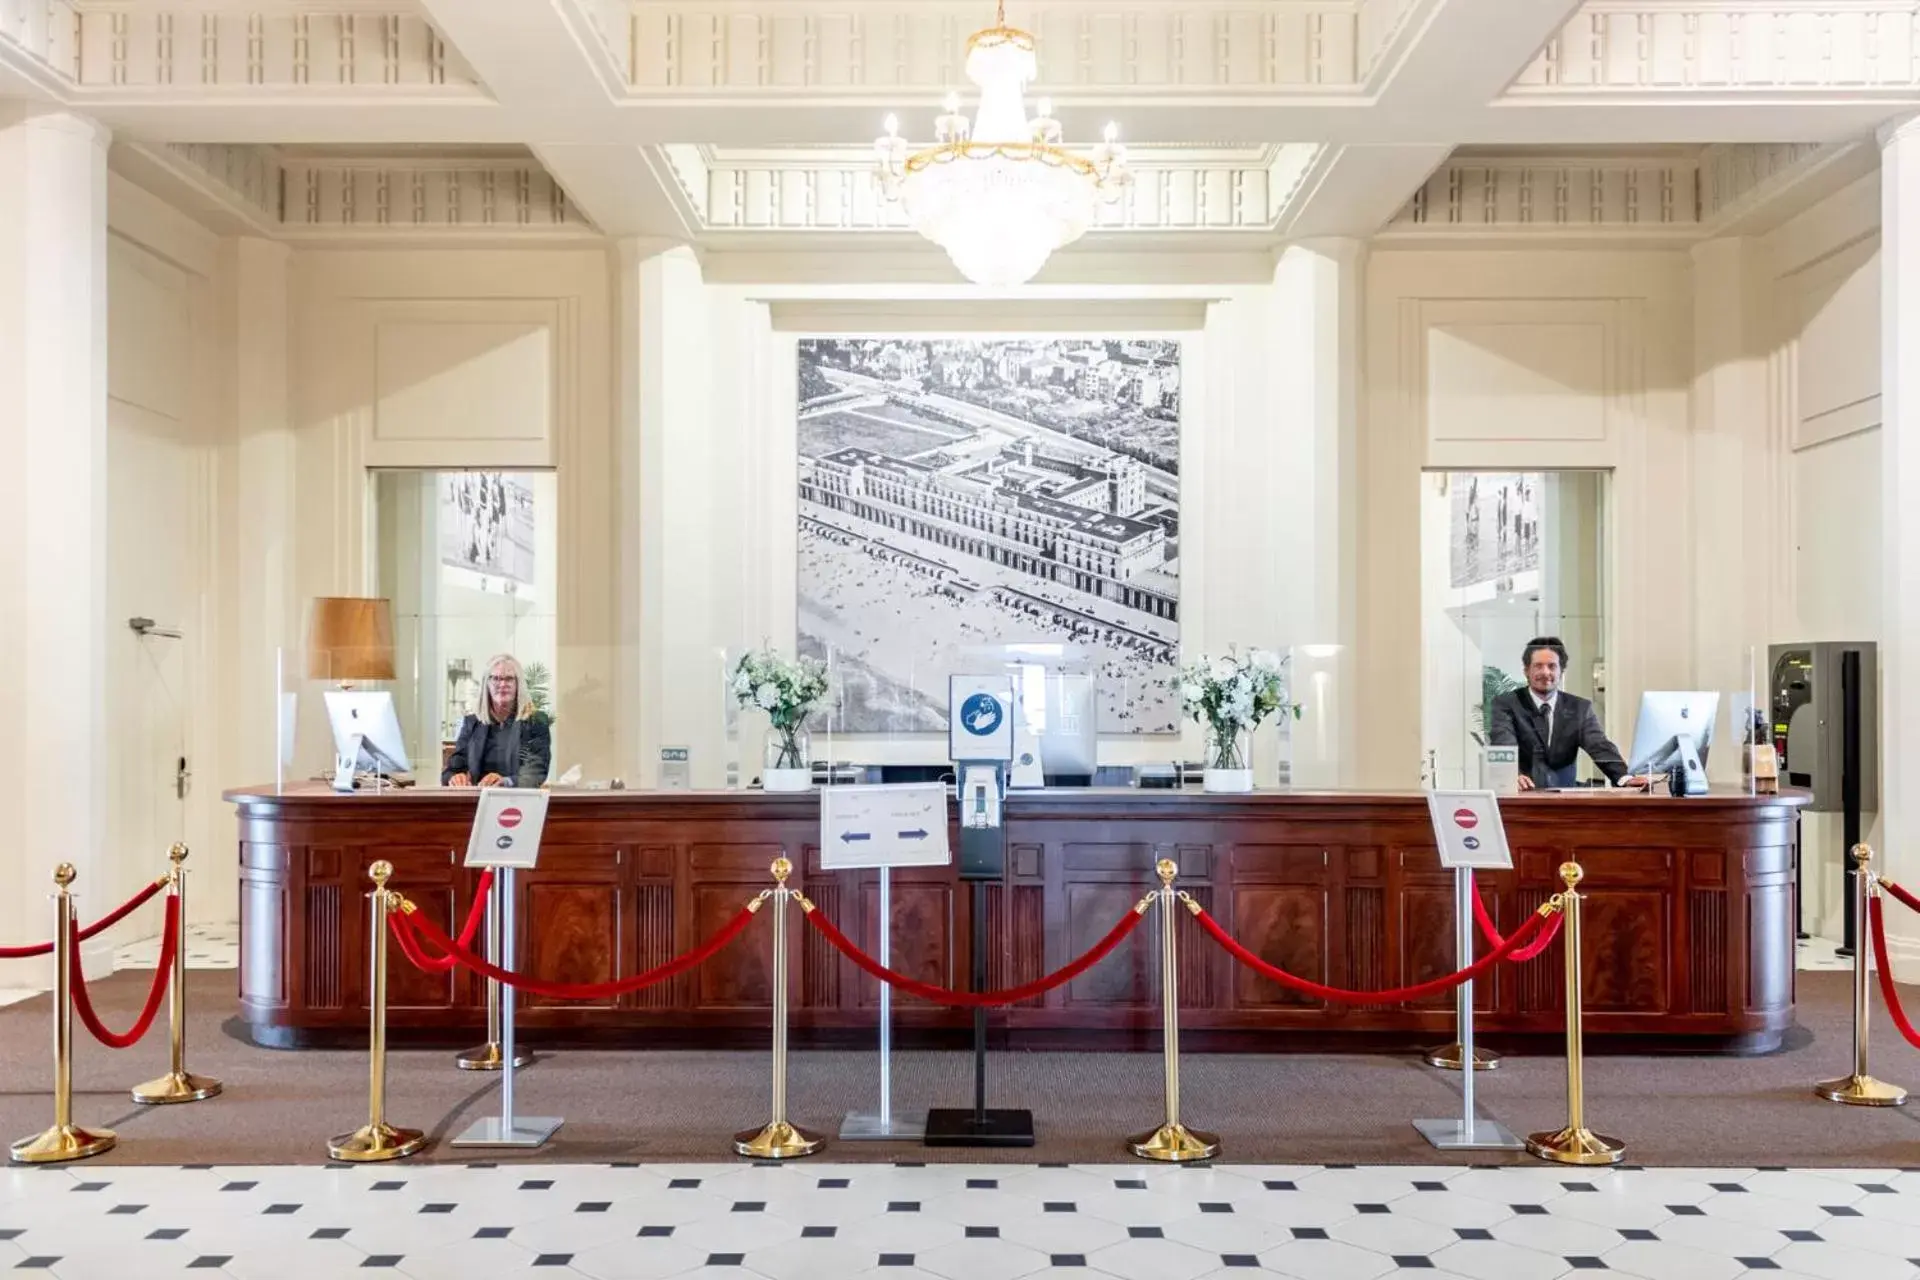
(328, 1121, 427, 1163)
(1423, 1043, 1501, 1071)
(456, 1042, 532, 1071)
(1525, 1125, 1625, 1165)
(732, 1120, 825, 1160)
(451, 1116, 562, 1148)
(840, 1111, 926, 1141)
(923, 1108, 1035, 1148)
(1414, 1117, 1525, 1151)
(1127, 1121, 1220, 1163)
(10, 1123, 116, 1165)
(1815, 1073, 1910, 1106)
(132, 1070, 222, 1106)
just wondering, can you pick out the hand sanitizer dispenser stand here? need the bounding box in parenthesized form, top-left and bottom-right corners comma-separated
(926, 676, 1034, 1147)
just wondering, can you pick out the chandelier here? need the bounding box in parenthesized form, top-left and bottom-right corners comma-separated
(874, 1, 1130, 287)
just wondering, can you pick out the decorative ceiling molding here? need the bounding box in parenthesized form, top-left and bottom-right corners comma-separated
(625, 1, 1371, 93)
(1379, 140, 1859, 238)
(672, 143, 1303, 234)
(164, 140, 279, 221)
(1, 4, 479, 87)
(1513, 3, 1920, 92)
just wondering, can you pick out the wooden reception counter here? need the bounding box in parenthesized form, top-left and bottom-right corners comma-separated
(226, 784, 1802, 1053)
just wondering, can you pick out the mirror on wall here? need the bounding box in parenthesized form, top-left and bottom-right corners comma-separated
(371, 468, 559, 780)
(1420, 470, 1610, 789)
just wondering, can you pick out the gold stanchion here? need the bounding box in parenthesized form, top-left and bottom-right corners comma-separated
(1525, 862, 1624, 1166)
(1129, 859, 1217, 1162)
(133, 844, 222, 1105)
(11, 864, 117, 1164)
(733, 857, 824, 1160)
(1816, 844, 1907, 1106)
(328, 862, 426, 1162)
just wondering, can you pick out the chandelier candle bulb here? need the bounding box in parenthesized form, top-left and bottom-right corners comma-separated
(875, 0, 1132, 286)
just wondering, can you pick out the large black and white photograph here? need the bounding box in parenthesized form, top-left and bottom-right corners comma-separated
(440, 471, 537, 589)
(1449, 471, 1540, 589)
(797, 337, 1182, 734)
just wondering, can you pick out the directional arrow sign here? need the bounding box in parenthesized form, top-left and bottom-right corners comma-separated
(820, 783, 951, 871)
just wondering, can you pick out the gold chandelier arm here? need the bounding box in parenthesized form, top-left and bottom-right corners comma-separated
(903, 139, 1099, 179)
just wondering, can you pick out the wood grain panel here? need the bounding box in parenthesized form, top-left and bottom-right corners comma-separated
(1064, 843, 1150, 874)
(304, 884, 340, 1010)
(389, 887, 457, 1010)
(693, 884, 774, 1009)
(1580, 890, 1668, 1013)
(1230, 844, 1330, 878)
(1064, 883, 1154, 1007)
(801, 882, 842, 1009)
(521, 881, 621, 1009)
(1231, 887, 1327, 1008)
(1515, 887, 1563, 1013)
(1398, 886, 1460, 1012)
(1345, 887, 1386, 1010)
(988, 884, 1046, 1007)
(860, 880, 952, 1008)
(1178, 887, 1212, 1009)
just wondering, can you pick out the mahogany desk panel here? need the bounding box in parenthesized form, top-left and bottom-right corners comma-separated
(225, 786, 1801, 1052)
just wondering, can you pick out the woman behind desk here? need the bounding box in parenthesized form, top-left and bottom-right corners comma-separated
(443, 654, 551, 788)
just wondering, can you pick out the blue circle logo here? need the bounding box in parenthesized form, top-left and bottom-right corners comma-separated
(1462, 835, 1481, 851)
(960, 692, 1003, 737)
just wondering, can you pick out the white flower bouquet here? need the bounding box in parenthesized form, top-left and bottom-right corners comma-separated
(731, 648, 831, 771)
(1174, 648, 1301, 773)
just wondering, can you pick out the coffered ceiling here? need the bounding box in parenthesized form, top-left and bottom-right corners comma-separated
(2, 0, 1912, 264)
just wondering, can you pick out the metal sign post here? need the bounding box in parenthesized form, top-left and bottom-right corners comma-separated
(453, 789, 561, 1148)
(823, 783, 948, 1141)
(1414, 790, 1524, 1151)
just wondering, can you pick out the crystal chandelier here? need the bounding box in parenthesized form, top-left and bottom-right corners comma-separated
(874, 1, 1130, 287)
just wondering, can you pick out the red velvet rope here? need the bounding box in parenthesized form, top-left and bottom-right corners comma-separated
(804, 902, 1147, 1007)
(393, 898, 758, 1000)
(389, 870, 497, 975)
(1869, 895, 1920, 1052)
(1192, 901, 1550, 1004)
(1881, 878, 1920, 919)
(69, 894, 177, 1049)
(1470, 876, 1566, 963)
(0, 877, 168, 960)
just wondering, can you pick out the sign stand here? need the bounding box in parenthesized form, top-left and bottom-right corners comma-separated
(1413, 790, 1524, 1151)
(452, 789, 562, 1149)
(821, 782, 948, 1142)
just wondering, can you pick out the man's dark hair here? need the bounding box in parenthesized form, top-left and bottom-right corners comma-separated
(1522, 636, 1570, 670)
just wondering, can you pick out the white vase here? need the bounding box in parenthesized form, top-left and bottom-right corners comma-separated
(763, 726, 812, 792)
(1203, 767, 1254, 793)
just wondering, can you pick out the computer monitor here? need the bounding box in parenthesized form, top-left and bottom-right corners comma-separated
(323, 690, 412, 776)
(1627, 690, 1720, 777)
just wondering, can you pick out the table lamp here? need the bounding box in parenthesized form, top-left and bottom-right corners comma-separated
(306, 596, 395, 686)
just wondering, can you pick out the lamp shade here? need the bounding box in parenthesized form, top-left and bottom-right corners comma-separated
(306, 596, 395, 681)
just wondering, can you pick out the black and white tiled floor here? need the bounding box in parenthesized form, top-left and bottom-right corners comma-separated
(7, 1161, 1920, 1279)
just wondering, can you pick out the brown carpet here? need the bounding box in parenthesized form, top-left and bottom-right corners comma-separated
(4, 970, 1919, 1167)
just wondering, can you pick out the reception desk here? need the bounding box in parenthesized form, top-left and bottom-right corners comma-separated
(227, 785, 1801, 1053)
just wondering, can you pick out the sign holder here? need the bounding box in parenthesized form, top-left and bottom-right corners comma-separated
(452, 789, 561, 1149)
(822, 783, 948, 1141)
(1414, 790, 1524, 1151)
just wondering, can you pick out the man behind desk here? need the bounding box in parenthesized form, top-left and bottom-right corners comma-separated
(1489, 637, 1643, 791)
(443, 653, 551, 788)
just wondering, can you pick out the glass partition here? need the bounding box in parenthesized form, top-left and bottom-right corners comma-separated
(1421, 470, 1612, 790)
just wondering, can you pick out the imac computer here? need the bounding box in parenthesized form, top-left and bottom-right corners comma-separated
(324, 690, 413, 782)
(1627, 690, 1719, 794)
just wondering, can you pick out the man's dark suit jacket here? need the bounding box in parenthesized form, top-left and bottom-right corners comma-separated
(1487, 688, 1627, 788)
(441, 715, 551, 788)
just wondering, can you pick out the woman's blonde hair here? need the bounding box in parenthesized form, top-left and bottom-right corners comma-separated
(474, 653, 534, 726)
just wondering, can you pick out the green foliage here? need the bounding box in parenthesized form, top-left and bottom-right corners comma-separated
(522, 660, 554, 726)
(1480, 664, 1523, 736)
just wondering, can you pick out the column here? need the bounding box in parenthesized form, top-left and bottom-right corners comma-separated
(0, 110, 110, 977)
(1268, 239, 1364, 787)
(1687, 236, 1772, 784)
(1879, 118, 1920, 976)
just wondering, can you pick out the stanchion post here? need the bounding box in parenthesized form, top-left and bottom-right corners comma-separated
(1526, 862, 1624, 1165)
(1424, 871, 1500, 1072)
(453, 865, 561, 1147)
(1415, 867, 1522, 1149)
(1815, 844, 1907, 1105)
(133, 844, 222, 1105)
(734, 856, 824, 1160)
(328, 862, 426, 1162)
(1128, 859, 1218, 1162)
(11, 865, 117, 1164)
(457, 869, 529, 1072)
